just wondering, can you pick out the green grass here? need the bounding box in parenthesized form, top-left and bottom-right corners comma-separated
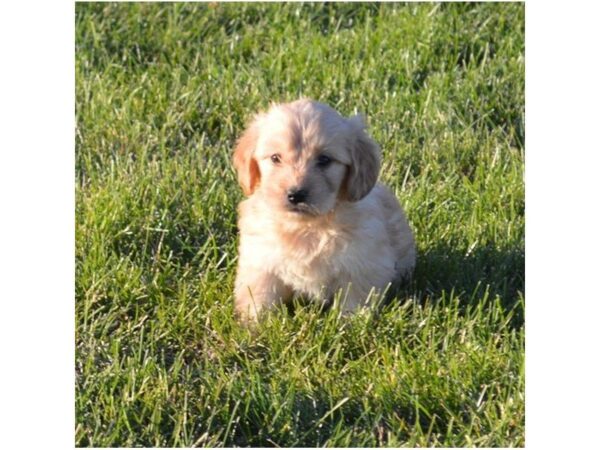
(75, 2, 524, 447)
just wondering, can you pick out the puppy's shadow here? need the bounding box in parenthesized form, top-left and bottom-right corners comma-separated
(385, 240, 524, 325)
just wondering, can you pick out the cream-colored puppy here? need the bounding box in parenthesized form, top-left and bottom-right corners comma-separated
(233, 99, 415, 321)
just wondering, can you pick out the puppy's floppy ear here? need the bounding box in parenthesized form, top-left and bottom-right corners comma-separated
(343, 114, 381, 202)
(232, 121, 261, 196)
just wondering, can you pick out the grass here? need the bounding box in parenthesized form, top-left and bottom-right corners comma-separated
(75, 2, 524, 447)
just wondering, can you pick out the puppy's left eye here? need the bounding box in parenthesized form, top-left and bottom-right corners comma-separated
(316, 154, 332, 167)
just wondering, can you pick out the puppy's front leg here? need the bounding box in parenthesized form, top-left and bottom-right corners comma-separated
(234, 270, 291, 322)
(337, 284, 376, 316)
(339, 289, 365, 316)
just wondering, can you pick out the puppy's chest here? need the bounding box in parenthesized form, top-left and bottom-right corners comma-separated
(269, 228, 348, 293)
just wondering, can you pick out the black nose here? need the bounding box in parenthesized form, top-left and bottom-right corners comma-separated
(287, 188, 308, 205)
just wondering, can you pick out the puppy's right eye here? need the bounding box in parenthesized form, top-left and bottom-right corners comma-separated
(316, 154, 332, 167)
(270, 154, 281, 164)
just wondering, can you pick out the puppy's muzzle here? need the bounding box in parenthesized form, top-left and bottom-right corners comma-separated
(287, 188, 309, 205)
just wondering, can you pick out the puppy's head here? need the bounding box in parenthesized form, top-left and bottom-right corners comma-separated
(233, 99, 381, 216)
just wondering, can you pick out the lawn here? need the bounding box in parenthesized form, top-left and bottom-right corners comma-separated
(75, 2, 524, 447)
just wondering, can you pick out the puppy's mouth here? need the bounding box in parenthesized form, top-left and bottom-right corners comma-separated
(286, 203, 320, 216)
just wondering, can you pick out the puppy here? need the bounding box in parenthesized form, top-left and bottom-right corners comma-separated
(232, 99, 415, 321)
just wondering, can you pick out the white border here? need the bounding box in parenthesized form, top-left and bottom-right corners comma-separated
(0, 1, 75, 448)
(526, 0, 600, 448)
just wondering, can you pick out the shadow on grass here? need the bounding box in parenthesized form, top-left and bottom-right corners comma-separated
(416, 242, 523, 302)
(384, 240, 524, 326)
